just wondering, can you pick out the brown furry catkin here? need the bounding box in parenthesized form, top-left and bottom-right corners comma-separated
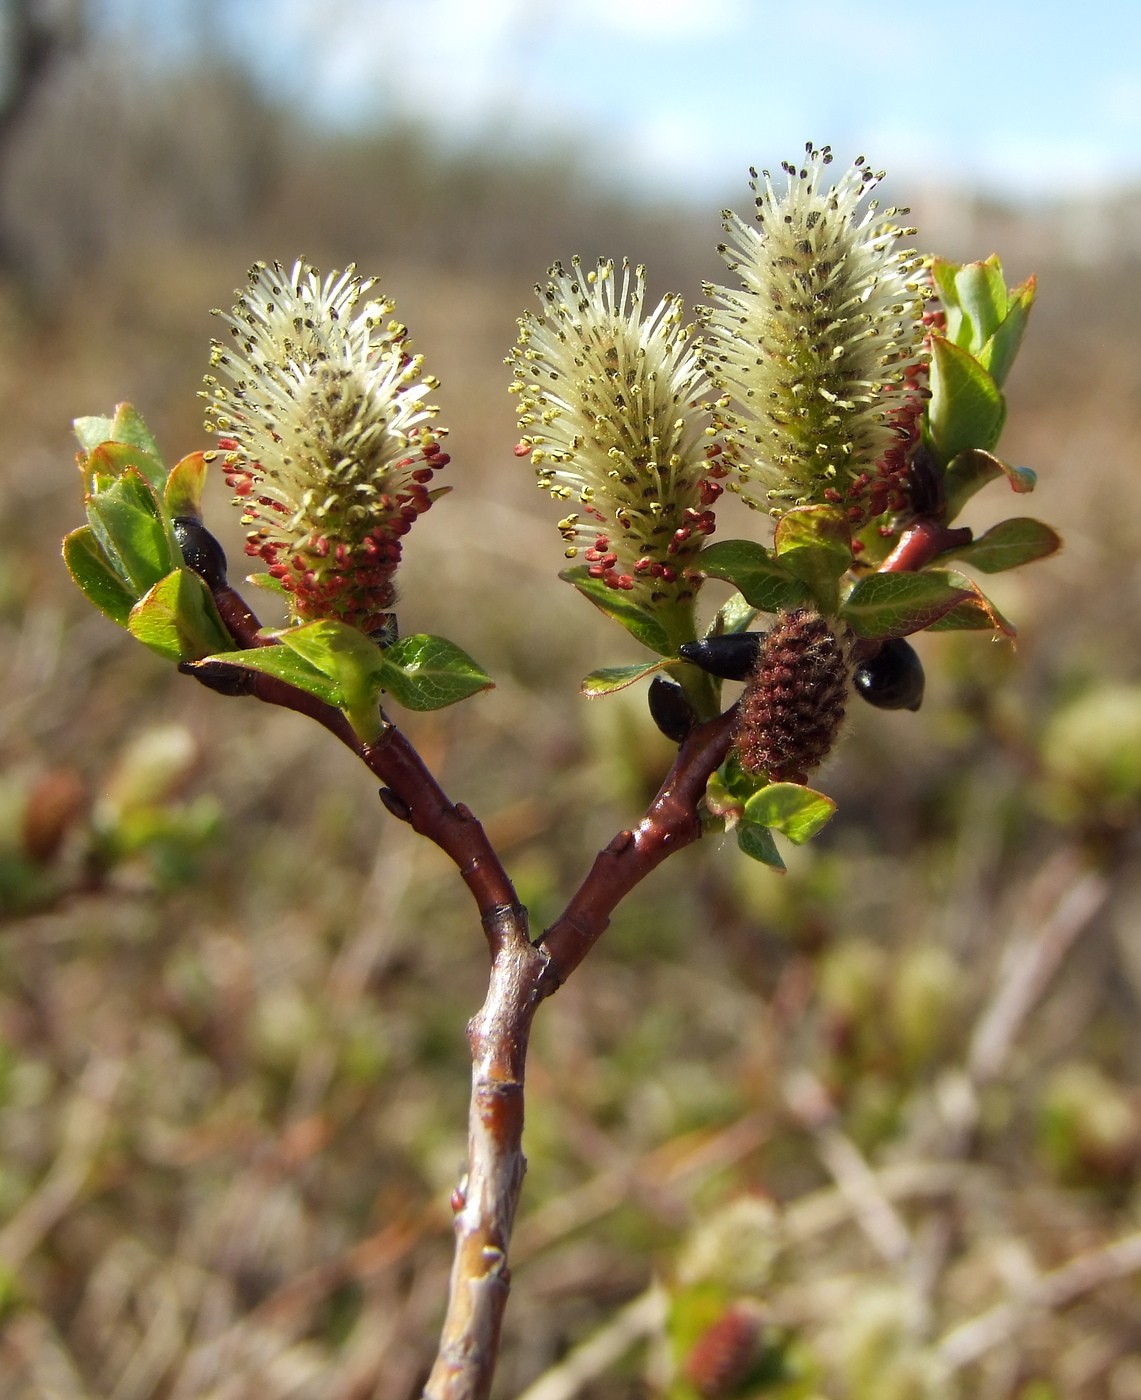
(735, 610, 849, 784)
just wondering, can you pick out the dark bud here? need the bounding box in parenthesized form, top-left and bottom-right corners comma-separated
(853, 637, 925, 711)
(648, 675, 697, 745)
(173, 516, 228, 591)
(369, 613, 399, 648)
(379, 787, 413, 823)
(179, 660, 251, 697)
(678, 632, 765, 681)
(906, 444, 945, 519)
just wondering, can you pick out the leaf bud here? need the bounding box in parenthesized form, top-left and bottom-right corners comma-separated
(173, 516, 229, 591)
(648, 675, 697, 744)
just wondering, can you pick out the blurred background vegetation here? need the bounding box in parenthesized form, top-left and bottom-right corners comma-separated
(3, 2, 1141, 1397)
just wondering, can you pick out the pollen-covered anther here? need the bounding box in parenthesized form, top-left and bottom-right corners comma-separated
(735, 610, 850, 784)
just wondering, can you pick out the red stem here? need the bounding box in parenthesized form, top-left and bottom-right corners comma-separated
(880, 519, 972, 574)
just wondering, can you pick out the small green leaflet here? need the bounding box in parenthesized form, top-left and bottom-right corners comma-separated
(839, 569, 973, 639)
(127, 569, 234, 663)
(926, 336, 1006, 469)
(195, 644, 343, 706)
(943, 448, 1038, 523)
(380, 634, 494, 711)
(109, 403, 162, 459)
(721, 749, 769, 802)
(979, 280, 1035, 388)
(560, 566, 672, 655)
(925, 583, 1016, 636)
(272, 620, 386, 709)
(773, 506, 852, 613)
(939, 517, 1060, 574)
(695, 539, 811, 615)
(580, 659, 666, 697)
(203, 623, 493, 727)
(705, 753, 770, 825)
(946, 256, 1009, 352)
(743, 783, 836, 844)
(63, 526, 138, 625)
(86, 468, 174, 596)
(737, 822, 786, 872)
(164, 452, 210, 519)
(73, 415, 117, 455)
(84, 440, 167, 494)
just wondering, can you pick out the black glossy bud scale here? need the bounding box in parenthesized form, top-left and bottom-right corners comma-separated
(173, 516, 228, 591)
(853, 637, 925, 712)
(648, 675, 697, 745)
(678, 632, 765, 681)
(179, 660, 251, 697)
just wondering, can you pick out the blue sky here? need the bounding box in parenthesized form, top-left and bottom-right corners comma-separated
(103, 0, 1140, 203)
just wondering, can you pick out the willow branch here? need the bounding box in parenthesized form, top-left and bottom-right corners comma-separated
(538, 706, 738, 984)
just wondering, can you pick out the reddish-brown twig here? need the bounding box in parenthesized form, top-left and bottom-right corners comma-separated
(194, 586, 736, 1400)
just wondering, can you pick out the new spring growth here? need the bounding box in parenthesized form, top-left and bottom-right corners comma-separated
(702, 144, 929, 522)
(509, 257, 722, 614)
(202, 259, 450, 633)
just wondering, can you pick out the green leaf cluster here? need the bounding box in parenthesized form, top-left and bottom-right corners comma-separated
(194, 622, 493, 742)
(65, 404, 232, 664)
(706, 755, 836, 873)
(925, 256, 1040, 519)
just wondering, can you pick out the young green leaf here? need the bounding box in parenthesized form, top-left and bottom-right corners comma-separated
(126, 569, 235, 663)
(84, 440, 167, 494)
(581, 660, 666, 697)
(695, 539, 811, 615)
(952, 256, 1009, 352)
(926, 336, 1006, 468)
(925, 582, 1016, 636)
(943, 447, 1037, 523)
(721, 748, 770, 802)
(773, 506, 852, 614)
(63, 526, 138, 625)
(110, 403, 162, 461)
(839, 569, 972, 639)
(737, 821, 786, 872)
(704, 770, 743, 823)
(73, 415, 116, 455)
(560, 566, 672, 655)
(270, 620, 388, 736)
(164, 452, 210, 519)
(86, 469, 174, 595)
(931, 258, 965, 344)
(379, 635, 495, 711)
(978, 276, 1036, 388)
(743, 782, 836, 844)
(194, 644, 343, 706)
(939, 517, 1061, 574)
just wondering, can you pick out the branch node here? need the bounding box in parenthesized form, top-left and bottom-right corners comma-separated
(606, 829, 636, 855)
(378, 787, 413, 823)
